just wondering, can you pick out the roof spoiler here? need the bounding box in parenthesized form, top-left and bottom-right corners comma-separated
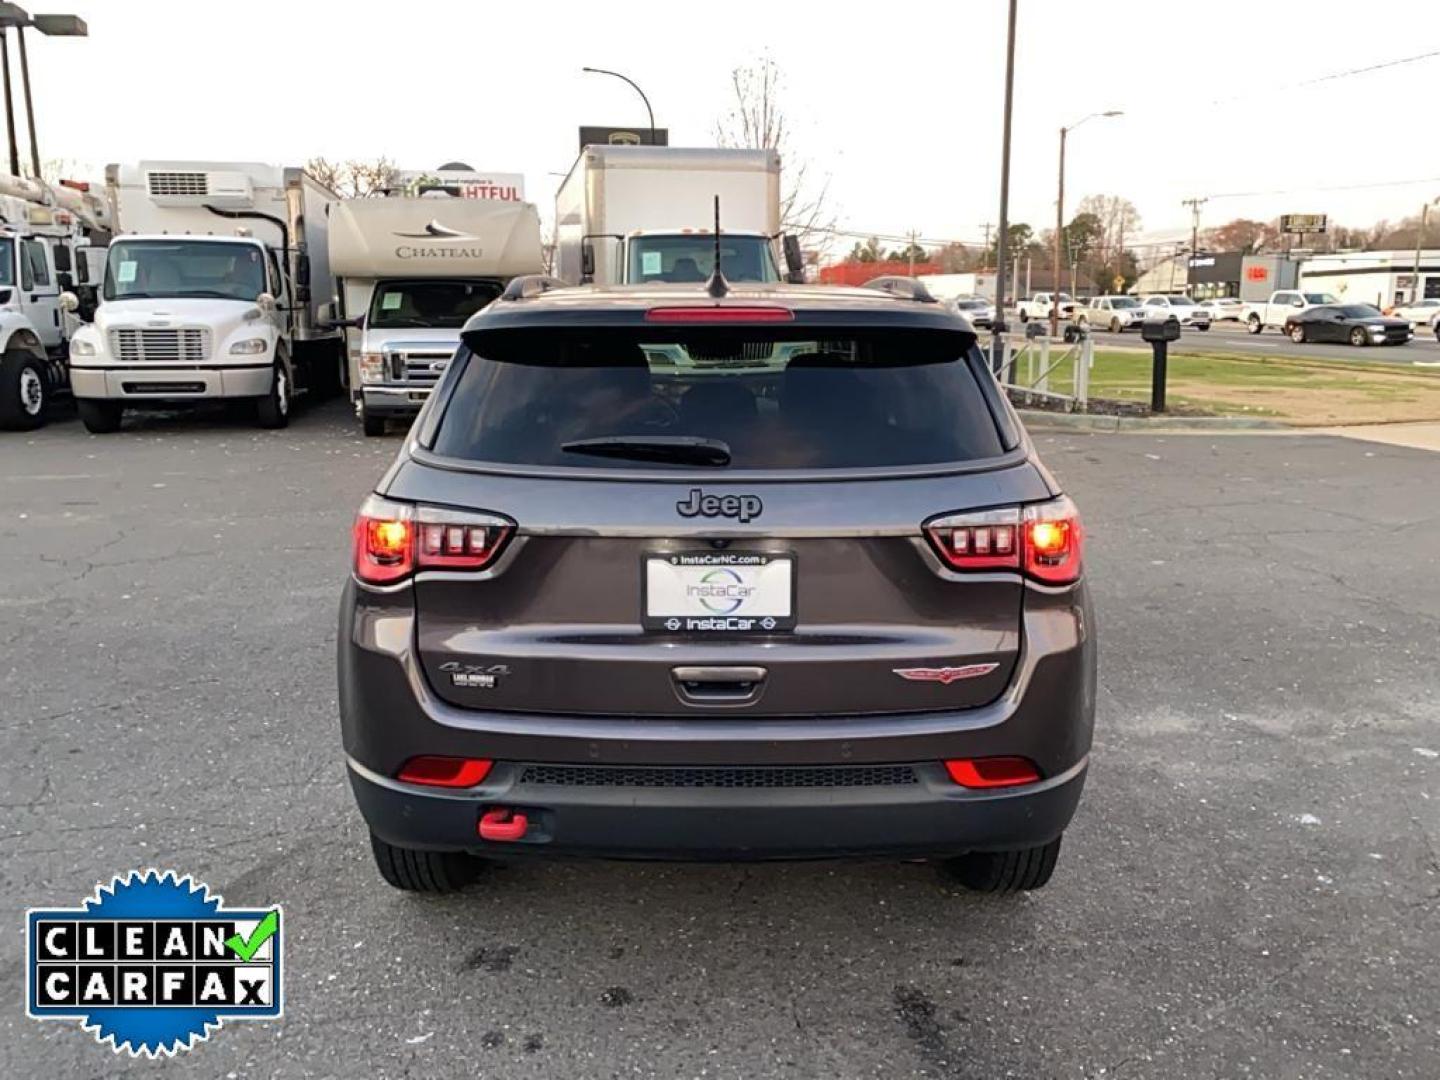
(500, 274, 569, 302)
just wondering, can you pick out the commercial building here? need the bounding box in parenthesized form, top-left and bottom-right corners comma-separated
(1296, 250, 1440, 309)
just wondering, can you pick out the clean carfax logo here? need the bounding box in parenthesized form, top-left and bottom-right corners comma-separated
(675, 488, 763, 523)
(26, 869, 283, 1057)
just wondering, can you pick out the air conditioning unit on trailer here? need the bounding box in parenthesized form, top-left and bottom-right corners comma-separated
(144, 169, 254, 208)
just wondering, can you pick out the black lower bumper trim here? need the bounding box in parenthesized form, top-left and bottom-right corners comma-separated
(347, 757, 1087, 861)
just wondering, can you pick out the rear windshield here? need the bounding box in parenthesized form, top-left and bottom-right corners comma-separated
(432, 328, 1004, 470)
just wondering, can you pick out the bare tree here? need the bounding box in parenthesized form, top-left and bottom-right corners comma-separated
(715, 56, 836, 256)
(306, 156, 398, 197)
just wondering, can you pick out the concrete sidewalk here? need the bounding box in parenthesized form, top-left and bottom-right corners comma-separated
(1318, 421, 1440, 452)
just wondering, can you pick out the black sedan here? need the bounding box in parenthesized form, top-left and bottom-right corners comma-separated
(1285, 304, 1412, 347)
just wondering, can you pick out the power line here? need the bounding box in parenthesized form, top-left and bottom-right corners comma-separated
(1201, 175, 1440, 201)
(1200, 46, 1440, 109)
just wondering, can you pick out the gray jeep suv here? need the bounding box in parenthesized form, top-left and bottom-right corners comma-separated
(338, 279, 1095, 894)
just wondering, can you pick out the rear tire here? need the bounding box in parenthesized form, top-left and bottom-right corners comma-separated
(369, 832, 482, 893)
(1109, 317, 1121, 333)
(77, 398, 124, 434)
(1018, 310, 1029, 323)
(255, 360, 291, 429)
(1247, 315, 1262, 334)
(1290, 323, 1306, 344)
(361, 408, 386, 437)
(941, 836, 1062, 893)
(0, 350, 47, 430)
(1349, 327, 1368, 347)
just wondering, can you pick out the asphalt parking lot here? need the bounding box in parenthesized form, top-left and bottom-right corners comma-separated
(3, 401, 1438, 1079)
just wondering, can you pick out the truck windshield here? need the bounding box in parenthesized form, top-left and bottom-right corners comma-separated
(0, 238, 13, 288)
(1303, 293, 1339, 304)
(104, 240, 266, 302)
(367, 279, 503, 329)
(628, 236, 780, 284)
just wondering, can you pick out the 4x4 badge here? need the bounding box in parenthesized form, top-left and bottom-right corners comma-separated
(676, 489, 763, 523)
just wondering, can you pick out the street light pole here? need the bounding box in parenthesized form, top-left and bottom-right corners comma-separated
(580, 66, 656, 145)
(1051, 110, 1121, 337)
(0, 30, 17, 176)
(990, 0, 1018, 373)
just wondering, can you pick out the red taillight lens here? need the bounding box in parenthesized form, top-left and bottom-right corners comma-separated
(352, 497, 513, 585)
(924, 508, 1022, 572)
(353, 495, 414, 585)
(1023, 496, 1083, 584)
(944, 757, 1041, 788)
(396, 756, 494, 788)
(644, 305, 795, 323)
(924, 496, 1083, 584)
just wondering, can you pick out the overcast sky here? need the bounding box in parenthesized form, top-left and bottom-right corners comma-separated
(24, 0, 1440, 253)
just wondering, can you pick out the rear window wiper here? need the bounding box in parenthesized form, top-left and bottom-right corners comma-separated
(560, 435, 732, 467)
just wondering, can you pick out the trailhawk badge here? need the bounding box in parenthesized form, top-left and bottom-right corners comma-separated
(893, 663, 999, 685)
(26, 870, 283, 1057)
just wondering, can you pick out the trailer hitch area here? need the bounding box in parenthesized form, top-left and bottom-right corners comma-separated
(478, 806, 529, 843)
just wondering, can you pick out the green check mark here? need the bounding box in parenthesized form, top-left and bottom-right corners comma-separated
(225, 910, 279, 962)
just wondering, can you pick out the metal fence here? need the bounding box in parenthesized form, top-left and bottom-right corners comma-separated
(988, 331, 1093, 411)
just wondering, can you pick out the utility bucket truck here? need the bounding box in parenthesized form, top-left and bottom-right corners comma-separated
(0, 174, 108, 430)
(65, 161, 342, 433)
(328, 194, 542, 435)
(554, 146, 803, 286)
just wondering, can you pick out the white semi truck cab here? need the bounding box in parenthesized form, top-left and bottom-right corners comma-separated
(328, 194, 542, 435)
(0, 174, 108, 431)
(66, 162, 342, 433)
(556, 146, 802, 287)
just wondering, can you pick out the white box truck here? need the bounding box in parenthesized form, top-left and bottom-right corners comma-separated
(65, 161, 342, 432)
(0, 173, 109, 430)
(554, 146, 801, 287)
(328, 194, 542, 435)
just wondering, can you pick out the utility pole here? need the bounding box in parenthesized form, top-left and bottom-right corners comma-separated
(1412, 198, 1437, 304)
(981, 221, 992, 272)
(0, 30, 17, 177)
(1182, 196, 1207, 296)
(1051, 124, 1067, 337)
(907, 228, 918, 276)
(990, 0, 1018, 371)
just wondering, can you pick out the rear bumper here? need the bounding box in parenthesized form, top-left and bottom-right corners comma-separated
(349, 755, 1087, 860)
(337, 577, 1097, 859)
(361, 385, 432, 418)
(70, 364, 272, 400)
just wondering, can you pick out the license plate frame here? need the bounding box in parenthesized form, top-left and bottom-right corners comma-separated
(641, 551, 797, 634)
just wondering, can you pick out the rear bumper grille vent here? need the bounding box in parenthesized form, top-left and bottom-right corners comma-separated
(517, 764, 920, 789)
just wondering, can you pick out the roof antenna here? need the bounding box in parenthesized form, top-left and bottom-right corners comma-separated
(705, 194, 729, 299)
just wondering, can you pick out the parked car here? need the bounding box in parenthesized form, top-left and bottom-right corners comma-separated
(1243, 290, 1339, 334)
(340, 278, 1096, 895)
(1075, 295, 1144, 333)
(950, 296, 996, 328)
(1141, 294, 1211, 329)
(1284, 303, 1412, 346)
(1388, 298, 1440, 331)
(1016, 292, 1076, 322)
(1197, 298, 1245, 322)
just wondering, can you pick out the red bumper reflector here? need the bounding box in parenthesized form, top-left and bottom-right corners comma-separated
(478, 807, 529, 842)
(396, 756, 493, 788)
(944, 757, 1041, 789)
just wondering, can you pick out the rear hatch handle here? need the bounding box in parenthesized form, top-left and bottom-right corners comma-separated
(671, 665, 767, 706)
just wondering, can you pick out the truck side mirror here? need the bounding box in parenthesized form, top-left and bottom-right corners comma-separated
(296, 253, 311, 288)
(580, 241, 595, 282)
(256, 291, 277, 313)
(58, 290, 80, 313)
(56, 271, 74, 292)
(782, 234, 805, 284)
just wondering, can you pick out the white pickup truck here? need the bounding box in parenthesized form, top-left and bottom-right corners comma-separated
(1016, 292, 1076, 322)
(1243, 289, 1339, 334)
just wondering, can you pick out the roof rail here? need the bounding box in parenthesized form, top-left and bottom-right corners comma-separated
(861, 275, 938, 303)
(500, 274, 570, 302)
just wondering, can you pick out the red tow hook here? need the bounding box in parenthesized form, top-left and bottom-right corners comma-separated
(478, 807, 529, 842)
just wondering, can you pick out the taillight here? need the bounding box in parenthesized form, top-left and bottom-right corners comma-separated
(397, 756, 493, 788)
(644, 305, 795, 323)
(925, 495, 1083, 585)
(944, 757, 1041, 788)
(354, 495, 413, 585)
(352, 495, 513, 585)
